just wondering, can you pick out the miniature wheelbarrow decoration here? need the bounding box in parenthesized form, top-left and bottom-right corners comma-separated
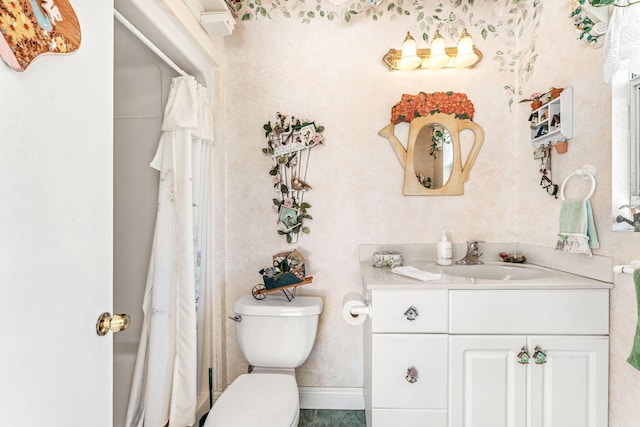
(252, 249, 313, 301)
(263, 113, 324, 243)
(378, 92, 484, 195)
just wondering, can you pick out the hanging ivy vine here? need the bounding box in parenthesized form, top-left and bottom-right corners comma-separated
(230, 0, 543, 109)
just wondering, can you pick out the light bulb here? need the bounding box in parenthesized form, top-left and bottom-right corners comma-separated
(428, 30, 449, 69)
(455, 28, 478, 68)
(398, 32, 421, 70)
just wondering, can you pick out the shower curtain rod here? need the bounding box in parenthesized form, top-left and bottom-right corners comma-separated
(113, 9, 188, 77)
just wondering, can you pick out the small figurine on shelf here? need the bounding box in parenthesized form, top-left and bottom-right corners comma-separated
(539, 110, 547, 122)
(536, 125, 548, 138)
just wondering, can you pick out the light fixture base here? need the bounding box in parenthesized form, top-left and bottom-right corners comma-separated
(382, 46, 483, 71)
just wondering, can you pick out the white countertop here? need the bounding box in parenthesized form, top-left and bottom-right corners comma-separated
(360, 260, 613, 290)
(359, 241, 615, 291)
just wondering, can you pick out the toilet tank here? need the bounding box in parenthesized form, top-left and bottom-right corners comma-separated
(233, 295, 323, 368)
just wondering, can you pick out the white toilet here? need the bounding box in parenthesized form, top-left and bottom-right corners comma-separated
(205, 294, 323, 427)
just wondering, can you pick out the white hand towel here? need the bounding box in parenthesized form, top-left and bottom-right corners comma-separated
(391, 266, 442, 281)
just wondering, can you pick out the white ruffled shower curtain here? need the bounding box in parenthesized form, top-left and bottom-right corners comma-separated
(126, 75, 214, 427)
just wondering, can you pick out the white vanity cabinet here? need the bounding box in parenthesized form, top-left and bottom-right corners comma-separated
(363, 286, 610, 427)
(364, 290, 449, 426)
(448, 289, 609, 427)
(450, 335, 608, 427)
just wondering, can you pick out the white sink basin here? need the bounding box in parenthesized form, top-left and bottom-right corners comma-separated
(430, 263, 547, 281)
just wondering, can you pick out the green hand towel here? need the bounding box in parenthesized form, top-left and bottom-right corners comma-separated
(558, 199, 587, 234)
(556, 199, 590, 255)
(585, 200, 599, 249)
(556, 199, 599, 255)
(627, 269, 640, 370)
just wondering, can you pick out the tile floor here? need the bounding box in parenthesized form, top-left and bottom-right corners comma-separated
(298, 409, 366, 427)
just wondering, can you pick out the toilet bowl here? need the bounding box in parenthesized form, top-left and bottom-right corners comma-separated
(205, 373, 299, 427)
(205, 295, 323, 427)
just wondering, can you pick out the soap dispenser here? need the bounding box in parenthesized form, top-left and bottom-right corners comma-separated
(437, 230, 453, 266)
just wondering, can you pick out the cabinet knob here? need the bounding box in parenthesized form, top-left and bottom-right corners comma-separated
(405, 366, 418, 383)
(517, 346, 530, 364)
(404, 306, 419, 321)
(533, 346, 547, 364)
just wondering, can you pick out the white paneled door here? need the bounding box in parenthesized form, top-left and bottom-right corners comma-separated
(528, 335, 609, 427)
(0, 2, 114, 426)
(450, 335, 528, 427)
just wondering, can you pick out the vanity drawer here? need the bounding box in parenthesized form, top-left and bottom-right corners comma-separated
(371, 290, 448, 333)
(449, 289, 609, 335)
(372, 334, 448, 409)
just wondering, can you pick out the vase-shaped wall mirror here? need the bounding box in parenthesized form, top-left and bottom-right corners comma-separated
(413, 123, 454, 189)
(380, 92, 483, 195)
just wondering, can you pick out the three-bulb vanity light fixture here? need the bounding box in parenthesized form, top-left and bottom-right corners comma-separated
(382, 29, 483, 71)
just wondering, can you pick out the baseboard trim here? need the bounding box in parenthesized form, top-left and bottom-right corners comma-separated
(298, 387, 365, 410)
(197, 387, 365, 414)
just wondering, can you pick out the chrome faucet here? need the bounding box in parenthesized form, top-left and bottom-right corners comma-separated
(456, 240, 484, 265)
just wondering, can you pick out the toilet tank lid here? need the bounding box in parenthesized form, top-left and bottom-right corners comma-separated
(234, 295, 323, 316)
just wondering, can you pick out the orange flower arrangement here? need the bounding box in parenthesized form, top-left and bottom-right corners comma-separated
(390, 91, 475, 124)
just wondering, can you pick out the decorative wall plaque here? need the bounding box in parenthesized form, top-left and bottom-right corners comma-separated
(0, 0, 81, 71)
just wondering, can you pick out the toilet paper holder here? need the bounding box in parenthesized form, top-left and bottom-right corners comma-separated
(342, 293, 371, 325)
(349, 304, 371, 317)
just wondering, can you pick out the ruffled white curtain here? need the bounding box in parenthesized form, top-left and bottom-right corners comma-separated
(126, 75, 214, 427)
(604, 4, 640, 82)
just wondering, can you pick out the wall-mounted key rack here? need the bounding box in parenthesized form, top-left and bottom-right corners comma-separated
(534, 145, 558, 198)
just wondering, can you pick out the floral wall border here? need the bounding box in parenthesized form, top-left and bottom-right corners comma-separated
(231, 0, 543, 109)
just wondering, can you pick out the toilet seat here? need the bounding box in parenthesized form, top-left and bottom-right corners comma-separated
(204, 373, 299, 427)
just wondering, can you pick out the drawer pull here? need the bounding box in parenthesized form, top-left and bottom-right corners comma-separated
(405, 366, 418, 383)
(517, 346, 530, 364)
(533, 346, 547, 364)
(404, 306, 419, 321)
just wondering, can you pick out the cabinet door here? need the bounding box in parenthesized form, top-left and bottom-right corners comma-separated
(528, 336, 609, 427)
(450, 335, 527, 427)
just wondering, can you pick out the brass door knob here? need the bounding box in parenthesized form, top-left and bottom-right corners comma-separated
(96, 312, 130, 336)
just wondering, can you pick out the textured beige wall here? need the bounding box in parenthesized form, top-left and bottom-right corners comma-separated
(221, 2, 640, 425)
(517, 4, 640, 427)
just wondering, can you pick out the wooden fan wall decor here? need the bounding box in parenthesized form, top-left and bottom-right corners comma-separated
(0, 0, 81, 71)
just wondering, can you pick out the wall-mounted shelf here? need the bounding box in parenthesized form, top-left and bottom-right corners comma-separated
(182, 0, 236, 36)
(200, 11, 235, 36)
(529, 87, 573, 150)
